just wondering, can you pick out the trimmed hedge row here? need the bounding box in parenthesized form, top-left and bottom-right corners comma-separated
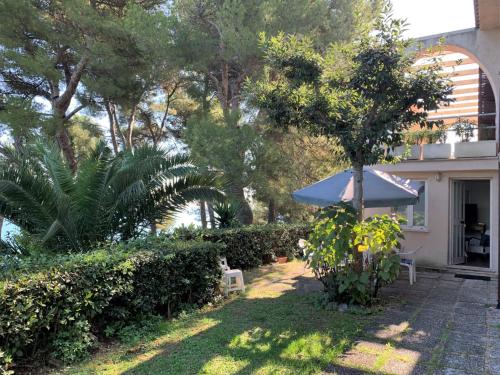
(174, 224, 310, 270)
(0, 239, 223, 367)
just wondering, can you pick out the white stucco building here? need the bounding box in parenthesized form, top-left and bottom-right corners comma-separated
(370, 0, 500, 278)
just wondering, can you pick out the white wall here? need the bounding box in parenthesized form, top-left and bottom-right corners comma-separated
(368, 168, 499, 273)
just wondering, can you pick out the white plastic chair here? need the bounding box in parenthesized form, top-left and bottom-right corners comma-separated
(397, 246, 422, 285)
(298, 239, 311, 265)
(219, 257, 245, 296)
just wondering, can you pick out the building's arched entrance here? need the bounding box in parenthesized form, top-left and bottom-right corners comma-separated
(415, 47, 496, 142)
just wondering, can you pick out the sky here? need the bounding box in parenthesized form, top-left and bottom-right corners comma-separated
(391, 0, 475, 38)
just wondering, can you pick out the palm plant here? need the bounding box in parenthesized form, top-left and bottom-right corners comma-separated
(0, 141, 223, 251)
(212, 200, 241, 229)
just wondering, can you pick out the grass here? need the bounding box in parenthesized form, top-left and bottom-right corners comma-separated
(54, 261, 367, 375)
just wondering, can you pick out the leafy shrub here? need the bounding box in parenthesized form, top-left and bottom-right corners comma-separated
(0, 239, 222, 366)
(305, 204, 403, 305)
(105, 314, 164, 346)
(52, 320, 96, 363)
(173, 224, 310, 270)
(0, 350, 13, 375)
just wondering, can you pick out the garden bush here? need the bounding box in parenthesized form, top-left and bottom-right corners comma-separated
(0, 239, 223, 368)
(305, 204, 403, 306)
(173, 224, 310, 270)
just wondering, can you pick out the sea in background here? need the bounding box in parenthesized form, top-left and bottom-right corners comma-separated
(0, 205, 199, 241)
(1, 220, 20, 240)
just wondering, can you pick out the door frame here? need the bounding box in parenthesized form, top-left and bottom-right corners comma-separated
(448, 177, 493, 269)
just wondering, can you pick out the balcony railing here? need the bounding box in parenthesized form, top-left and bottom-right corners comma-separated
(391, 124, 497, 160)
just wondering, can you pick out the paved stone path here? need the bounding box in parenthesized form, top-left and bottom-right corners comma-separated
(326, 271, 500, 375)
(248, 262, 499, 374)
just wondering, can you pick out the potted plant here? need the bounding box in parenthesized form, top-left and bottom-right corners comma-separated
(275, 249, 289, 264)
(276, 255, 288, 264)
(453, 119, 476, 142)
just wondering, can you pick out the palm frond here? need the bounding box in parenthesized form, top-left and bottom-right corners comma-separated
(0, 140, 224, 251)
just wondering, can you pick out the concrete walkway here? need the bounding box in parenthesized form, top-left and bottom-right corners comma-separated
(327, 271, 500, 375)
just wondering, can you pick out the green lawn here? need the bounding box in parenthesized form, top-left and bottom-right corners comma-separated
(56, 262, 367, 375)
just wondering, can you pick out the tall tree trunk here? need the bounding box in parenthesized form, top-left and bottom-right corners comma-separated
(0, 216, 4, 238)
(12, 135, 23, 153)
(56, 126, 77, 173)
(234, 187, 253, 225)
(112, 109, 126, 149)
(352, 164, 364, 220)
(352, 163, 364, 271)
(207, 203, 216, 228)
(48, 54, 88, 172)
(150, 222, 157, 236)
(267, 198, 276, 224)
(126, 105, 137, 151)
(199, 201, 207, 229)
(105, 101, 119, 154)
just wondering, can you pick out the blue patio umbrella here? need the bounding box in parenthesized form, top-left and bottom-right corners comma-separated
(292, 167, 422, 208)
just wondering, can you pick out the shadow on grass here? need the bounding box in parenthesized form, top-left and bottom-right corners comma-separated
(59, 266, 452, 375)
(115, 272, 367, 375)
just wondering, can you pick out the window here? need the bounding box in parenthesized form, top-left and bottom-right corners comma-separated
(392, 181, 427, 230)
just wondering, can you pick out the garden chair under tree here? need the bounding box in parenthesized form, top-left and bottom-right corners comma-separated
(219, 257, 245, 296)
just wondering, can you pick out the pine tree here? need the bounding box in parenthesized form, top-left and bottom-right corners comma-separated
(174, 0, 382, 223)
(0, 0, 164, 169)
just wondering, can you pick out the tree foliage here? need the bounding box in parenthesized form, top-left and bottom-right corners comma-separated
(305, 204, 403, 305)
(253, 10, 453, 218)
(0, 0, 399, 232)
(0, 141, 222, 251)
(0, 0, 168, 167)
(184, 111, 259, 224)
(175, 0, 382, 223)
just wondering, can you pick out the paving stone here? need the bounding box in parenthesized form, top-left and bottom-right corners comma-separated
(440, 353, 485, 373)
(463, 279, 490, 288)
(445, 333, 486, 356)
(485, 347, 500, 360)
(404, 292, 430, 301)
(486, 341, 500, 356)
(365, 321, 409, 340)
(440, 274, 463, 281)
(454, 306, 487, 317)
(326, 271, 496, 375)
(381, 358, 420, 375)
(421, 301, 456, 313)
(399, 330, 443, 352)
(373, 310, 413, 326)
(451, 321, 487, 335)
(457, 294, 489, 304)
(487, 364, 500, 375)
(447, 330, 488, 345)
(453, 312, 487, 325)
(486, 358, 500, 375)
(417, 310, 450, 323)
(417, 272, 441, 279)
(436, 279, 463, 287)
(387, 302, 421, 315)
(409, 281, 437, 291)
(435, 368, 474, 375)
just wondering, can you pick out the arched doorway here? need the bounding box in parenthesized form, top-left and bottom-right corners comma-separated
(415, 46, 496, 142)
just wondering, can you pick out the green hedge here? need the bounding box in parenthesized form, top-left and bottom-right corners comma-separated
(0, 239, 223, 366)
(174, 224, 310, 270)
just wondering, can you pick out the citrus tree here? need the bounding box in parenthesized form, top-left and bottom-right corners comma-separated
(305, 204, 404, 305)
